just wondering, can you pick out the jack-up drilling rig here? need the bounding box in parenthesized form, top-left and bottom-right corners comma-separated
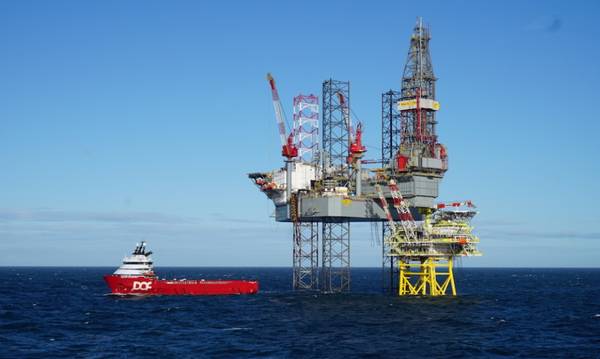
(249, 18, 480, 295)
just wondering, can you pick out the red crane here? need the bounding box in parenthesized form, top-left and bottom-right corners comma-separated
(337, 92, 366, 164)
(266, 73, 298, 159)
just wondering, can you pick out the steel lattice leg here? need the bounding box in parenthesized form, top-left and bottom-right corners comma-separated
(293, 222, 319, 290)
(321, 221, 350, 292)
(382, 223, 398, 294)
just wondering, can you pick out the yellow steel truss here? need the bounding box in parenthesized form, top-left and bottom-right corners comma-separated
(398, 257, 456, 296)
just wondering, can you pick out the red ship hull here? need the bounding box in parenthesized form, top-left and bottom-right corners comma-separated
(104, 275, 259, 296)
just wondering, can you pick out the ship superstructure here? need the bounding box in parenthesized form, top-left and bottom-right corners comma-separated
(113, 242, 155, 277)
(249, 18, 481, 296)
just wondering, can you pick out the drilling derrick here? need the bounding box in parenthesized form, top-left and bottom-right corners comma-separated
(249, 18, 481, 296)
(381, 18, 481, 296)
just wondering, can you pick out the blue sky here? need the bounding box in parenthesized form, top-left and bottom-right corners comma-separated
(0, 0, 599, 266)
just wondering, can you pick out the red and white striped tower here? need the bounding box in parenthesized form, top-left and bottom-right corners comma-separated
(293, 94, 319, 163)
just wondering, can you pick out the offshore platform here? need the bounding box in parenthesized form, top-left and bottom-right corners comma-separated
(249, 18, 481, 296)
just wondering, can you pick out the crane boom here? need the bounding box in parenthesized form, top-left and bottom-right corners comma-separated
(338, 92, 366, 165)
(267, 73, 289, 147)
(388, 179, 418, 242)
(266, 73, 298, 159)
(337, 92, 354, 144)
(375, 184, 397, 234)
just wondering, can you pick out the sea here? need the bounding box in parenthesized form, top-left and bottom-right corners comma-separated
(1, 267, 599, 358)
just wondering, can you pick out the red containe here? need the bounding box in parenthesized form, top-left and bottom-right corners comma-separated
(104, 242, 259, 296)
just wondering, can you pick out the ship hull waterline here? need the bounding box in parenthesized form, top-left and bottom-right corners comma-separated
(104, 275, 259, 296)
